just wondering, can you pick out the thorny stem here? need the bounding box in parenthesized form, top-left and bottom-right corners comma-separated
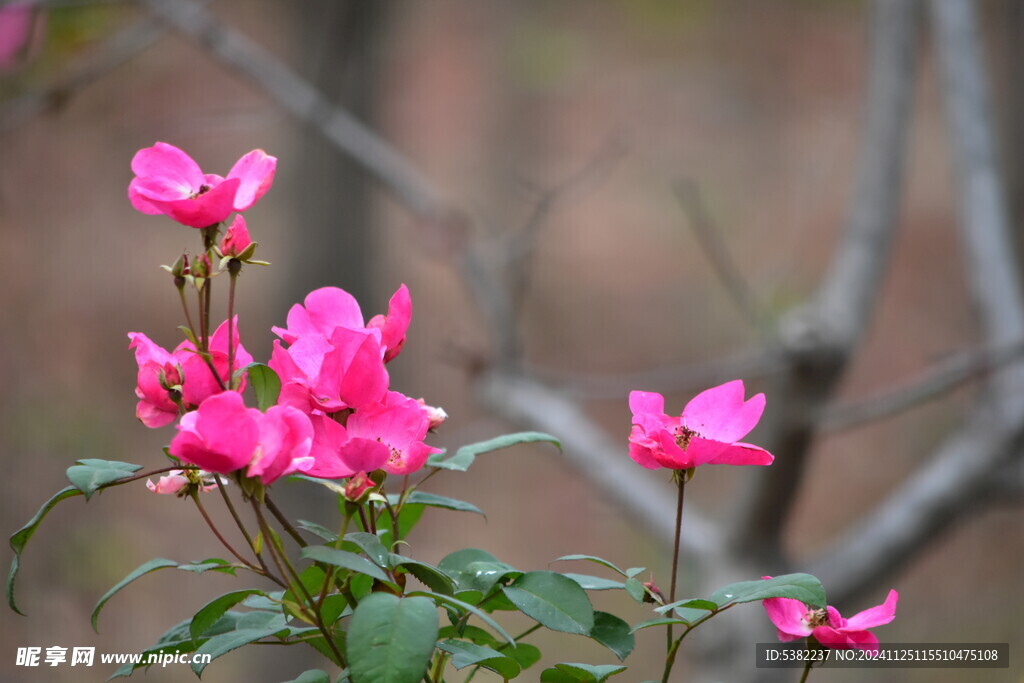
(213, 474, 273, 579)
(315, 510, 354, 612)
(177, 285, 198, 340)
(663, 476, 687, 683)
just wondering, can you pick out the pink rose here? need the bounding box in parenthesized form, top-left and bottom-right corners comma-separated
(763, 588, 898, 654)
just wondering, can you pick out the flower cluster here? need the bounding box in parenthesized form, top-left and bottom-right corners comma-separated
(127, 142, 442, 488)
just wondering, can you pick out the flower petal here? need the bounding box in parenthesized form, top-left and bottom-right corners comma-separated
(763, 597, 813, 639)
(843, 590, 898, 631)
(629, 390, 665, 417)
(227, 149, 277, 211)
(130, 142, 204, 194)
(681, 380, 765, 443)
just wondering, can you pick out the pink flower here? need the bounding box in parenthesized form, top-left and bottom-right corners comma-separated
(344, 472, 376, 502)
(763, 589, 898, 653)
(417, 398, 448, 430)
(628, 380, 773, 470)
(168, 392, 314, 484)
(346, 391, 443, 475)
(129, 143, 276, 228)
(273, 284, 411, 362)
(220, 215, 253, 258)
(270, 326, 388, 413)
(170, 391, 261, 474)
(247, 405, 314, 484)
(128, 318, 253, 428)
(303, 413, 390, 479)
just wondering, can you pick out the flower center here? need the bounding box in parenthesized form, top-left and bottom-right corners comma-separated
(674, 426, 698, 450)
(806, 608, 829, 627)
(190, 184, 212, 199)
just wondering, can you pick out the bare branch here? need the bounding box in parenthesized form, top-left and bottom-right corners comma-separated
(140, 0, 447, 221)
(809, 0, 1024, 605)
(727, 0, 922, 563)
(674, 180, 774, 338)
(479, 371, 723, 561)
(820, 339, 1024, 433)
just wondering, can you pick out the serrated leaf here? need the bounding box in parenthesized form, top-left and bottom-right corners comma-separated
(505, 642, 543, 670)
(192, 624, 288, 676)
(540, 663, 628, 682)
(654, 598, 717, 615)
(388, 491, 484, 516)
(436, 639, 521, 678)
(8, 486, 82, 614)
(347, 594, 438, 683)
(563, 573, 625, 591)
(92, 559, 178, 631)
(407, 590, 516, 645)
(190, 589, 264, 643)
(503, 571, 595, 635)
(301, 546, 393, 586)
(66, 459, 143, 500)
(344, 532, 391, 568)
(444, 432, 561, 472)
(709, 573, 826, 609)
(589, 611, 634, 661)
(391, 555, 455, 595)
(624, 577, 645, 604)
(245, 363, 281, 412)
(297, 520, 338, 543)
(554, 554, 627, 577)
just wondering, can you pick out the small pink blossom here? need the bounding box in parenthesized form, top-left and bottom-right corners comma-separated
(129, 318, 252, 428)
(367, 285, 412, 362)
(145, 469, 220, 495)
(129, 143, 276, 228)
(303, 413, 391, 479)
(220, 215, 253, 258)
(344, 472, 376, 501)
(417, 398, 448, 430)
(247, 405, 314, 484)
(346, 391, 442, 476)
(763, 588, 898, 653)
(628, 380, 773, 470)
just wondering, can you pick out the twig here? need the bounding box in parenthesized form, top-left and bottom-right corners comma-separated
(820, 339, 1024, 432)
(674, 180, 774, 338)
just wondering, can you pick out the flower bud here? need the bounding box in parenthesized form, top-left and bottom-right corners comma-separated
(416, 399, 447, 431)
(344, 472, 376, 503)
(192, 253, 212, 278)
(220, 215, 254, 258)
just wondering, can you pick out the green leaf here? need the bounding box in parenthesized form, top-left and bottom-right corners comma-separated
(563, 573, 625, 590)
(540, 663, 628, 682)
(347, 594, 439, 683)
(391, 555, 455, 595)
(623, 577, 645, 604)
(393, 491, 484, 516)
(108, 613, 242, 677)
(92, 558, 178, 631)
(8, 486, 82, 614)
(192, 623, 289, 676)
(554, 554, 628, 577)
(708, 573, 826, 609)
(655, 598, 718, 614)
(280, 671, 330, 683)
(630, 617, 688, 633)
(436, 639, 521, 678)
(177, 558, 238, 575)
(436, 432, 560, 472)
(425, 448, 472, 471)
(377, 502, 424, 548)
(344, 532, 391, 568)
(438, 549, 519, 594)
(190, 589, 264, 643)
(245, 363, 281, 412)
(301, 546, 394, 586)
(407, 590, 516, 645)
(320, 594, 350, 626)
(66, 459, 143, 499)
(589, 611, 634, 661)
(503, 571, 595, 635)
(505, 642, 543, 670)
(297, 520, 338, 543)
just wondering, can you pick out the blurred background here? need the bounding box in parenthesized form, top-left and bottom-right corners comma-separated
(1, 1, 1022, 681)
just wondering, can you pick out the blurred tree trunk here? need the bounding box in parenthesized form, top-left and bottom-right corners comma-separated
(287, 0, 394, 309)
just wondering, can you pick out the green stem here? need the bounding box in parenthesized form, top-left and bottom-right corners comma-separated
(177, 286, 198, 340)
(798, 638, 819, 683)
(463, 624, 542, 682)
(213, 474, 273, 580)
(226, 268, 238, 388)
(190, 491, 263, 575)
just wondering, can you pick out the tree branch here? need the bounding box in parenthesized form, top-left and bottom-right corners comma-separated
(727, 0, 922, 564)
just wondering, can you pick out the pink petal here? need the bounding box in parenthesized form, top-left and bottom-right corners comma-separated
(629, 390, 665, 418)
(763, 597, 813, 639)
(341, 437, 392, 473)
(628, 440, 663, 470)
(131, 143, 205, 193)
(331, 328, 389, 409)
(682, 380, 766, 443)
(150, 177, 241, 228)
(128, 178, 165, 214)
(813, 626, 880, 653)
(304, 287, 366, 336)
(368, 284, 412, 361)
(227, 149, 277, 211)
(220, 215, 253, 256)
(0, 2, 36, 69)
(249, 405, 313, 484)
(653, 431, 695, 469)
(136, 400, 177, 428)
(843, 590, 898, 631)
(699, 439, 774, 466)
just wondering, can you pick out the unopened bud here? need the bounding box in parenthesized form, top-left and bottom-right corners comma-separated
(416, 399, 447, 430)
(344, 472, 376, 502)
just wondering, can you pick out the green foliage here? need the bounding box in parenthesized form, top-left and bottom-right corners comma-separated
(8, 486, 82, 614)
(346, 594, 438, 683)
(503, 571, 595, 635)
(427, 431, 561, 472)
(245, 363, 281, 411)
(92, 558, 178, 631)
(539, 663, 628, 682)
(66, 459, 143, 499)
